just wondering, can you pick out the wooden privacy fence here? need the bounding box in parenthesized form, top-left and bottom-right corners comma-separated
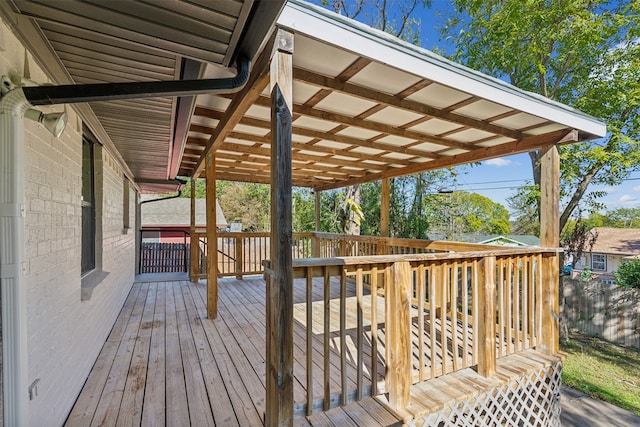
(286, 247, 557, 416)
(562, 278, 640, 349)
(140, 242, 189, 273)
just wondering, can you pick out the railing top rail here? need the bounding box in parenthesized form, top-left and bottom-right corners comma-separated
(191, 231, 314, 238)
(311, 232, 505, 251)
(292, 246, 562, 268)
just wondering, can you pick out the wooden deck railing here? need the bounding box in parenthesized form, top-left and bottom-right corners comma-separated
(191, 232, 315, 279)
(285, 247, 559, 415)
(191, 231, 503, 280)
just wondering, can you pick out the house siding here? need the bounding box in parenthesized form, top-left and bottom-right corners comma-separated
(1, 18, 138, 426)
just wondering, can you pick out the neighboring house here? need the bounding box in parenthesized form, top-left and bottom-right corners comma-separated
(141, 198, 227, 243)
(468, 234, 540, 247)
(428, 232, 540, 247)
(572, 227, 640, 284)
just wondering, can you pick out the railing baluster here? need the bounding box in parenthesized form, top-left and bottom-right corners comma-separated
(356, 267, 364, 401)
(498, 258, 505, 357)
(506, 258, 513, 355)
(461, 261, 469, 368)
(451, 262, 459, 371)
(306, 267, 313, 416)
(515, 256, 521, 352)
(417, 264, 426, 382)
(440, 261, 449, 375)
(323, 266, 331, 411)
(429, 263, 438, 380)
(370, 266, 378, 396)
(340, 268, 347, 406)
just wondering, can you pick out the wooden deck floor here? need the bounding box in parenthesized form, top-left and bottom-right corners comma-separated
(65, 276, 559, 426)
(64, 277, 403, 426)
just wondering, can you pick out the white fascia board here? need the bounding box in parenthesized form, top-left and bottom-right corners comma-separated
(279, 1, 607, 138)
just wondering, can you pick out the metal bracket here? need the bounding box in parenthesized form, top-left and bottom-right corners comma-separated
(28, 379, 40, 400)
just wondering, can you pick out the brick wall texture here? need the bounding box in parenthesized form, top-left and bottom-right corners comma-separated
(1, 18, 138, 426)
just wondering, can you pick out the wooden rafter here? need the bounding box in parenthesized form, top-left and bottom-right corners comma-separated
(292, 67, 524, 140)
(314, 129, 578, 191)
(251, 96, 474, 151)
(190, 33, 275, 179)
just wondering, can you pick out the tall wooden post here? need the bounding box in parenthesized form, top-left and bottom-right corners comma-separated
(189, 178, 198, 282)
(385, 261, 412, 410)
(206, 153, 218, 319)
(313, 190, 321, 257)
(477, 256, 497, 377)
(266, 28, 294, 427)
(380, 178, 390, 237)
(539, 145, 560, 354)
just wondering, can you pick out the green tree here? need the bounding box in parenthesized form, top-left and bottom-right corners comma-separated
(217, 181, 270, 231)
(426, 191, 511, 239)
(443, 0, 640, 233)
(614, 258, 640, 289)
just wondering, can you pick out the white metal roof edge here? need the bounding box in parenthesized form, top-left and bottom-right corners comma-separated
(279, 0, 606, 138)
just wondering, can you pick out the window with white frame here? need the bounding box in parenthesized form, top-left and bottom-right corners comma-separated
(591, 254, 606, 271)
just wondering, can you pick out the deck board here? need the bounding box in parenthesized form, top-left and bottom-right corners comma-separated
(66, 276, 557, 426)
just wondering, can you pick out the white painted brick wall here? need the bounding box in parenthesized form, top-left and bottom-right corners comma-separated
(1, 17, 139, 427)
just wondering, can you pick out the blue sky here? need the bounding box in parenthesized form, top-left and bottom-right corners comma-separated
(313, 0, 640, 215)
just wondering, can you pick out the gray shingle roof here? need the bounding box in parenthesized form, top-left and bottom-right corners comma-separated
(141, 198, 227, 227)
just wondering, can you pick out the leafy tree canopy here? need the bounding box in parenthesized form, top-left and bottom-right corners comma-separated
(442, 0, 640, 233)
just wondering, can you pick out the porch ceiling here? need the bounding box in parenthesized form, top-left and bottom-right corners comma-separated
(2, 0, 606, 193)
(181, 0, 607, 190)
(1, 0, 285, 193)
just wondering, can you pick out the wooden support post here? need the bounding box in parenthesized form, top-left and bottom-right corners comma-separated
(206, 153, 218, 319)
(189, 178, 199, 282)
(235, 236, 243, 279)
(380, 178, 390, 237)
(477, 256, 497, 377)
(386, 261, 412, 410)
(539, 145, 560, 354)
(265, 28, 294, 427)
(312, 190, 321, 257)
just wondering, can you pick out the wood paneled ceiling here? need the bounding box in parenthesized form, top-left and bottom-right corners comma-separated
(2, 0, 285, 192)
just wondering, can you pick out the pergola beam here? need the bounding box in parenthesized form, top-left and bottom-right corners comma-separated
(314, 128, 578, 191)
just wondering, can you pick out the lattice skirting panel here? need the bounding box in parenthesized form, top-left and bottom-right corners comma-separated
(409, 361, 563, 427)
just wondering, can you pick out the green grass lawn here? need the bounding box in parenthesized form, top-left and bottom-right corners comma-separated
(562, 331, 640, 415)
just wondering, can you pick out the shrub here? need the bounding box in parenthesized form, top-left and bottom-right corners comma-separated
(613, 258, 640, 289)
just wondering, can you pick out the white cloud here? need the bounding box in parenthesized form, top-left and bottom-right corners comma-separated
(619, 194, 637, 203)
(633, 185, 640, 192)
(485, 158, 512, 167)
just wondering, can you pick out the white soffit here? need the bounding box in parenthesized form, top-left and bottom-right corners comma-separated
(336, 127, 382, 139)
(407, 83, 472, 109)
(314, 92, 378, 116)
(349, 62, 422, 95)
(366, 107, 423, 127)
(447, 128, 495, 143)
(293, 116, 340, 131)
(454, 100, 513, 120)
(292, 34, 358, 77)
(409, 118, 462, 135)
(278, 0, 606, 137)
(493, 112, 549, 129)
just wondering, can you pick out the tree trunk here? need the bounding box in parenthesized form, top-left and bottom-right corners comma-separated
(344, 184, 361, 235)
